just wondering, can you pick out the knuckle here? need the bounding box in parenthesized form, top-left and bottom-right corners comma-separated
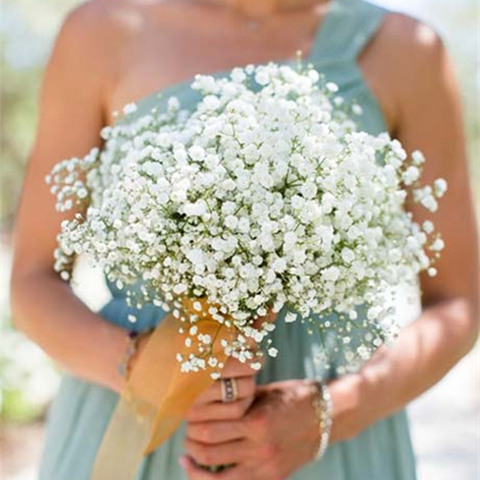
(257, 441, 277, 460)
(231, 401, 247, 419)
(224, 397, 247, 418)
(237, 367, 251, 378)
(189, 423, 210, 442)
(223, 358, 242, 377)
(239, 361, 253, 373)
(199, 425, 215, 443)
(249, 410, 269, 435)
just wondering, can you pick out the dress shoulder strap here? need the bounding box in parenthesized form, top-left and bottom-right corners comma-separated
(310, 0, 388, 64)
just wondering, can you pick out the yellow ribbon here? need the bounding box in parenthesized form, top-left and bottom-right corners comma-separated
(91, 298, 236, 480)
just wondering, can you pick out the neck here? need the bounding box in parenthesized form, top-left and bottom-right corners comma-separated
(205, 0, 328, 19)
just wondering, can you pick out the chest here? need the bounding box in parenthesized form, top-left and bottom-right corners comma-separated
(106, 6, 395, 133)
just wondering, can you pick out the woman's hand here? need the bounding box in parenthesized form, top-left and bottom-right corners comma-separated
(185, 309, 276, 422)
(185, 357, 258, 424)
(181, 379, 322, 480)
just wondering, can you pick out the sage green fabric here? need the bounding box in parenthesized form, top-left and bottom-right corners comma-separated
(39, 1, 417, 478)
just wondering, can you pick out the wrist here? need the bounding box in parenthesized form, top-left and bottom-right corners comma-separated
(108, 327, 150, 394)
(311, 380, 333, 461)
(105, 326, 132, 393)
(120, 330, 152, 376)
(328, 373, 367, 444)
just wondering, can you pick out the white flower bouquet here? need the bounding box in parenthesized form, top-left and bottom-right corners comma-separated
(47, 63, 446, 374)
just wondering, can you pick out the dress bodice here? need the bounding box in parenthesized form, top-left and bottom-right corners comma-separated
(112, 0, 388, 134)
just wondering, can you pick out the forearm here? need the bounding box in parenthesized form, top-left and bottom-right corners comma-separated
(11, 269, 128, 393)
(330, 296, 478, 443)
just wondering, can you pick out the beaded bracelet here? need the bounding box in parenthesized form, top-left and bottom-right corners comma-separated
(311, 380, 333, 461)
(117, 330, 147, 379)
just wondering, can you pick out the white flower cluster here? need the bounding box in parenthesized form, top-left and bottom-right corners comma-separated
(47, 63, 446, 373)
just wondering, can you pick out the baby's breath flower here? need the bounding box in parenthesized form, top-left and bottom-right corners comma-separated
(47, 63, 446, 374)
(326, 82, 339, 93)
(412, 150, 426, 165)
(433, 178, 448, 197)
(254, 69, 270, 86)
(352, 104, 363, 115)
(430, 238, 445, 251)
(123, 103, 137, 115)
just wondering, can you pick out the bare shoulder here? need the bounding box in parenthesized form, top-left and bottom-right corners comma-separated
(380, 12, 444, 49)
(47, 0, 169, 111)
(61, 0, 151, 35)
(362, 11, 453, 130)
(54, 0, 159, 65)
(374, 12, 448, 79)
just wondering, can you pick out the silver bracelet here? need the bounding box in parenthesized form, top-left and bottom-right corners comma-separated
(311, 380, 333, 461)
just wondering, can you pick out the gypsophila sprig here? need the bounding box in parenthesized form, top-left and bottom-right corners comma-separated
(47, 63, 447, 373)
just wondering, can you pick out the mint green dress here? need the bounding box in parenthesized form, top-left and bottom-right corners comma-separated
(39, 1, 417, 478)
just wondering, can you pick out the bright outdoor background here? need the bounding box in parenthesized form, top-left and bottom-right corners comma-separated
(1, 1, 479, 479)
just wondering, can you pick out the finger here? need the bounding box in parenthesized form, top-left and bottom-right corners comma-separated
(187, 419, 246, 444)
(184, 438, 249, 467)
(194, 376, 255, 404)
(233, 311, 276, 353)
(179, 455, 246, 480)
(186, 397, 252, 422)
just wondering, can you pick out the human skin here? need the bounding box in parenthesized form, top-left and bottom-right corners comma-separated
(10, 1, 479, 479)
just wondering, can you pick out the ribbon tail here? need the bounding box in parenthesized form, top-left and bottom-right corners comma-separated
(91, 309, 235, 479)
(90, 399, 152, 480)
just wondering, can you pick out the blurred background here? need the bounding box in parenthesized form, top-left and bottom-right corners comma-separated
(0, 0, 478, 479)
